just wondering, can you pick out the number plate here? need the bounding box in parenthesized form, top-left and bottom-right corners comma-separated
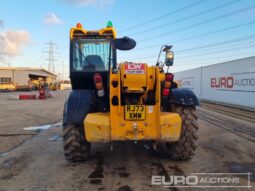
(125, 105, 145, 120)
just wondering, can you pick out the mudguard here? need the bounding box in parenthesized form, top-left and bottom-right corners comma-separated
(170, 88, 200, 106)
(63, 90, 93, 126)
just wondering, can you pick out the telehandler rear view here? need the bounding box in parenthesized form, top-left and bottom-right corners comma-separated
(63, 22, 199, 162)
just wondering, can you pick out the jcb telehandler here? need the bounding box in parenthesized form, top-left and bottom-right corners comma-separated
(63, 22, 199, 162)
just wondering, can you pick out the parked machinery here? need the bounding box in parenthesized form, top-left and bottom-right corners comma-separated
(63, 22, 199, 162)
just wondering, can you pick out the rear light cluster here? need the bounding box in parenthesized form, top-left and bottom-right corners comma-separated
(94, 73, 105, 97)
(162, 73, 174, 96)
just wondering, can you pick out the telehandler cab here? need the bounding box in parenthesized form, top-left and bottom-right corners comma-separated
(63, 22, 199, 162)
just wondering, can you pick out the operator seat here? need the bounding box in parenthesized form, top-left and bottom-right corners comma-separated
(83, 55, 106, 71)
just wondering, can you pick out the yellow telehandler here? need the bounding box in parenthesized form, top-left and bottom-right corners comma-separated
(63, 22, 199, 162)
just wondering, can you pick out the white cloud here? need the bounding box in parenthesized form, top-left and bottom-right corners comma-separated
(0, 20, 4, 28)
(0, 30, 30, 62)
(63, 0, 114, 8)
(44, 13, 63, 25)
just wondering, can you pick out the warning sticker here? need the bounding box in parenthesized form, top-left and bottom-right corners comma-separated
(125, 64, 145, 74)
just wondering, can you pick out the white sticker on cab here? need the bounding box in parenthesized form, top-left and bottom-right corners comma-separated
(148, 106, 153, 113)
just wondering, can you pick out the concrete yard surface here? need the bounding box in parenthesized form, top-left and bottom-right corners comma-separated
(0, 91, 70, 153)
(0, 91, 254, 191)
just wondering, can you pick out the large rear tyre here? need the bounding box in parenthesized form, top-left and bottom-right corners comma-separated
(166, 105, 199, 160)
(63, 124, 90, 162)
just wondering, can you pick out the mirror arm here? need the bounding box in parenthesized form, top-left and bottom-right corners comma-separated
(156, 45, 165, 66)
(167, 66, 170, 73)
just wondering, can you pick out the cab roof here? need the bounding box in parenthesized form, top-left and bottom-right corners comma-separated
(70, 23, 117, 40)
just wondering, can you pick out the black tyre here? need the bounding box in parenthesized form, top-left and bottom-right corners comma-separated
(63, 124, 90, 162)
(166, 105, 199, 160)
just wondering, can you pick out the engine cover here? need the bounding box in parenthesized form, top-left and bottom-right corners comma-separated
(121, 63, 147, 92)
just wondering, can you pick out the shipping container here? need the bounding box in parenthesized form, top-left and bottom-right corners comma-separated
(174, 56, 255, 109)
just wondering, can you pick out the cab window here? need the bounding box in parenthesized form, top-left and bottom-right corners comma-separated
(71, 38, 113, 72)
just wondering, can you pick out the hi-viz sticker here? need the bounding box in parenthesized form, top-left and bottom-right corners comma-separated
(125, 64, 145, 74)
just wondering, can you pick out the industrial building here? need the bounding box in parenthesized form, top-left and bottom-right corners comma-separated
(0, 67, 57, 91)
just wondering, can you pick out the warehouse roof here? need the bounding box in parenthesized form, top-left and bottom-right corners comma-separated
(0, 67, 57, 77)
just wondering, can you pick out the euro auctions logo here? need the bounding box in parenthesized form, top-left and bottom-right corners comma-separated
(211, 76, 234, 89)
(152, 175, 199, 186)
(151, 173, 253, 188)
(210, 73, 255, 92)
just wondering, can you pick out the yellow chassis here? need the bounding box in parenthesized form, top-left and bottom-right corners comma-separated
(84, 65, 182, 142)
(70, 24, 182, 143)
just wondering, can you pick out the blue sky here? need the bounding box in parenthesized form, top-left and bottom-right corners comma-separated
(0, 0, 255, 79)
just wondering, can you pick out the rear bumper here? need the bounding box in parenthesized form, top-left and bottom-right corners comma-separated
(84, 112, 182, 142)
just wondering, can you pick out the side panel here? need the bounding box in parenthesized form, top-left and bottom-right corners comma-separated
(160, 113, 181, 142)
(85, 113, 110, 142)
(63, 89, 92, 126)
(170, 88, 200, 106)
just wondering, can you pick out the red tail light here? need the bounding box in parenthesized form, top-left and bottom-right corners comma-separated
(93, 73, 105, 97)
(93, 73, 102, 82)
(162, 88, 170, 96)
(165, 73, 174, 81)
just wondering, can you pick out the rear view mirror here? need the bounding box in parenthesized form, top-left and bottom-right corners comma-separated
(165, 50, 174, 66)
(111, 36, 136, 51)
